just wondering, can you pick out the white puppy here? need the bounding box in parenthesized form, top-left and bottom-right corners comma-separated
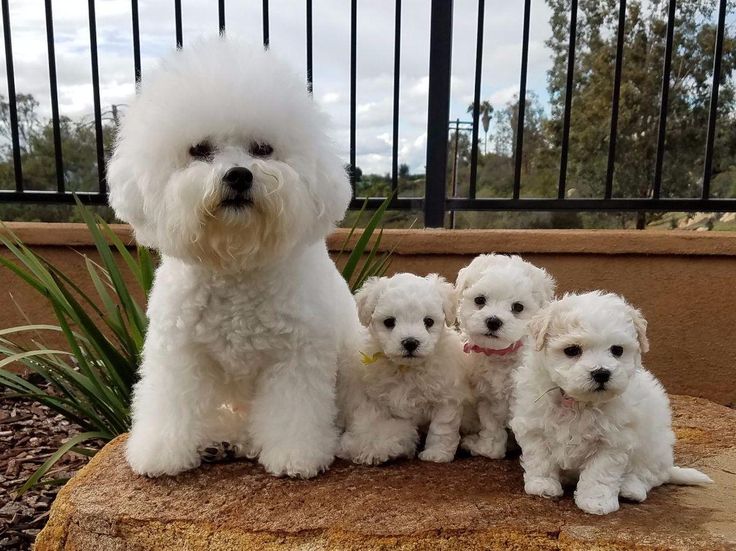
(107, 38, 359, 479)
(510, 291, 712, 515)
(338, 274, 468, 465)
(455, 254, 555, 459)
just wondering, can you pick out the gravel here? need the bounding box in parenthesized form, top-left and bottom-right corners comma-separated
(0, 382, 93, 550)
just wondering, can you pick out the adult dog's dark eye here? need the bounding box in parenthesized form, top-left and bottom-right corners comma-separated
(610, 345, 624, 357)
(189, 142, 213, 160)
(424, 317, 434, 329)
(563, 345, 582, 357)
(383, 317, 396, 329)
(512, 302, 524, 313)
(474, 296, 486, 307)
(249, 142, 273, 157)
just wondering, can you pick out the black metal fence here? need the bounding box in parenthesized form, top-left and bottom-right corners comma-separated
(0, 0, 734, 227)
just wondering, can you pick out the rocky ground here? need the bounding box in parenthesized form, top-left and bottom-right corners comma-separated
(0, 383, 88, 551)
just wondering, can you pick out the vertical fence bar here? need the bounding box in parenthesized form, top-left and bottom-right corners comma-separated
(262, 0, 270, 48)
(88, 0, 106, 193)
(605, 0, 626, 199)
(512, 0, 531, 200)
(701, 0, 726, 200)
(45, 0, 64, 193)
(424, 0, 453, 227)
(1, 0, 22, 191)
(349, 0, 356, 195)
(391, 0, 402, 195)
(219, 0, 225, 34)
(131, 0, 141, 83)
(652, 0, 676, 199)
(557, 0, 577, 199)
(175, 0, 182, 48)
(468, 0, 484, 200)
(306, 0, 313, 93)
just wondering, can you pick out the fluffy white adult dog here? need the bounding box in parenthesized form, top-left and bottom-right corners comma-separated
(338, 274, 468, 465)
(510, 291, 712, 515)
(106, 38, 359, 479)
(455, 254, 555, 459)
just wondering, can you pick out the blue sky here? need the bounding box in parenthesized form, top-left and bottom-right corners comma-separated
(0, 0, 557, 174)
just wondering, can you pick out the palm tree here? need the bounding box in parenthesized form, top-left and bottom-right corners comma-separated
(467, 100, 493, 154)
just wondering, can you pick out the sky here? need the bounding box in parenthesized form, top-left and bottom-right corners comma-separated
(0, 0, 557, 175)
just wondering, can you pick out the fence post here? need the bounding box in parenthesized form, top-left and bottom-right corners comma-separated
(424, 0, 453, 228)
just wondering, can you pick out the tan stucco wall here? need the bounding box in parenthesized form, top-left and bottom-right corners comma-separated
(2, 224, 735, 406)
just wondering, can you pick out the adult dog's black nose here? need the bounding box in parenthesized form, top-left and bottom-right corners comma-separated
(486, 316, 503, 332)
(223, 167, 253, 193)
(591, 368, 611, 384)
(402, 338, 420, 353)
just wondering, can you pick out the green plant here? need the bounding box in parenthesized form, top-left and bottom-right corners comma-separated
(338, 193, 396, 293)
(0, 194, 394, 494)
(0, 198, 153, 494)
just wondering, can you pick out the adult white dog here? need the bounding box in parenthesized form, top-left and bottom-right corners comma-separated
(338, 274, 468, 465)
(455, 254, 555, 459)
(510, 291, 712, 515)
(107, 38, 358, 479)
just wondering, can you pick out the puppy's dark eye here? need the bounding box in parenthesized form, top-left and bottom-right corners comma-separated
(512, 302, 524, 313)
(474, 296, 486, 307)
(563, 345, 582, 357)
(610, 345, 624, 357)
(383, 317, 396, 329)
(189, 142, 213, 160)
(424, 317, 434, 329)
(249, 142, 273, 157)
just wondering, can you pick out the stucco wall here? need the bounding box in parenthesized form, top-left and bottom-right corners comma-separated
(2, 224, 735, 406)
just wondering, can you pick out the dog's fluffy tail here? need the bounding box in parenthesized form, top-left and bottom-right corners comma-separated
(668, 466, 713, 486)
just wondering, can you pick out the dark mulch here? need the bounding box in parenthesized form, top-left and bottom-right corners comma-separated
(0, 383, 89, 551)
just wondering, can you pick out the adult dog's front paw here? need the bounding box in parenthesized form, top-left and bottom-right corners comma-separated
(258, 445, 334, 479)
(461, 433, 506, 459)
(418, 447, 455, 463)
(575, 486, 620, 515)
(524, 476, 563, 499)
(126, 431, 200, 477)
(620, 475, 648, 502)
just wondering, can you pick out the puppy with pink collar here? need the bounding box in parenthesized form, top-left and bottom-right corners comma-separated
(455, 254, 556, 458)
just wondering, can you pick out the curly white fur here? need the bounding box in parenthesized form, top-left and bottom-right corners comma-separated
(338, 274, 469, 465)
(107, 38, 359, 479)
(455, 254, 555, 458)
(509, 291, 712, 515)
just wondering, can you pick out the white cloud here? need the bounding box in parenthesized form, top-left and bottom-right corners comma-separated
(0, 0, 557, 174)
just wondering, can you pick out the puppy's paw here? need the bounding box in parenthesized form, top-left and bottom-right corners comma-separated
(418, 446, 455, 463)
(620, 475, 648, 502)
(524, 476, 563, 499)
(126, 432, 200, 477)
(258, 445, 334, 479)
(461, 434, 506, 459)
(575, 488, 620, 515)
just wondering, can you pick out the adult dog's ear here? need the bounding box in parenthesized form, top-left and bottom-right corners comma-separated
(312, 150, 352, 229)
(455, 254, 497, 300)
(627, 304, 649, 354)
(426, 273, 457, 325)
(354, 277, 387, 326)
(107, 148, 156, 247)
(528, 305, 554, 351)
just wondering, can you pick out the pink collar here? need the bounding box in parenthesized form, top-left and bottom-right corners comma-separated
(463, 340, 523, 357)
(559, 389, 577, 408)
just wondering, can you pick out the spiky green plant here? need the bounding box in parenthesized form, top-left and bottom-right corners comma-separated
(0, 195, 395, 493)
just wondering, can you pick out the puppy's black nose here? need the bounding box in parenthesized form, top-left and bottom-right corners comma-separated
(591, 368, 611, 384)
(486, 316, 503, 332)
(401, 338, 420, 353)
(223, 167, 253, 193)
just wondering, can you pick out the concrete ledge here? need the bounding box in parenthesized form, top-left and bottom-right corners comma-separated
(35, 396, 736, 550)
(3, 222, 736, 256)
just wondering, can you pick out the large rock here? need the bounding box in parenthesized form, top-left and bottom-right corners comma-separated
(36, 396, 736, 550)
